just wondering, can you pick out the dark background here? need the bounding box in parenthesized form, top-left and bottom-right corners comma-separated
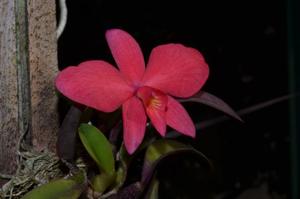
(57, 0, 290, 198)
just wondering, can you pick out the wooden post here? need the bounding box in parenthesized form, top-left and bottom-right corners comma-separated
(0, 0, 20, 177)
(27, 0, 59, 151)
(0, 0, 59, 179)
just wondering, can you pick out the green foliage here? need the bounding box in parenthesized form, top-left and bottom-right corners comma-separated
(145, 178, 159, 199)
(142, 139, 213, 196)
(144, 139, 186, 165)
(91, 173, 116, 193)
(78, 123, 115, 175)
(21, 171, 86, 199)
(78, 123, 116, 193)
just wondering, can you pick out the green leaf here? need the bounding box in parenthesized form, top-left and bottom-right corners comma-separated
(145, 178, 159, 199)
(78, 123, 115, 175)
(142, 139, 212, 185)
(103, 144, 131, 195)
(115, 144, 131, 185)
(113, 136, 156, 188)
(91, 173, 116, 193)
(144, 139, 186, 165)
(22, 171, 86, 199)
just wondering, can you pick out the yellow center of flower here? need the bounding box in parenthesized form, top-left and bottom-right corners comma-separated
(137, 86, 167, 111)
(148, 95, 163, 110)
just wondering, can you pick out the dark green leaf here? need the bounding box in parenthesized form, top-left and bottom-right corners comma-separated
(144, 177, 159, 199)
(114, 137, 155, 188)
(22, 171, 86, 199)
(142, 139, 212, 185)
(114, 145, 131, 187)
(91, 173, 116, 193)
(78, 123, 115, 175)
(144, 139, 186, 165)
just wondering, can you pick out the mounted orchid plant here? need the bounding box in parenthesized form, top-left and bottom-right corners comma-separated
(23, 29, 241, 199)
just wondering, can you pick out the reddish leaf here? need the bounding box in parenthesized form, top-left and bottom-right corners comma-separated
(181, 91, 242, 121)
(57, 106, 82, 163)
(109, 182, 142, 199)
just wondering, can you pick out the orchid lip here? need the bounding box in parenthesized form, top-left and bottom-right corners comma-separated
(136, 86, 168, 111)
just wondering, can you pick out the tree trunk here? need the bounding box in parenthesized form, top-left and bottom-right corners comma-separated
(0, 0, 59, 182)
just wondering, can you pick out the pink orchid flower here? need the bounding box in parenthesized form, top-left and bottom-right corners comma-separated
(56, 29, 209, 154)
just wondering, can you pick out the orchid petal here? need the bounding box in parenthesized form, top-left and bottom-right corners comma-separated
(166, 96, 195, 137)
(143, 44, 209, 98)
(56, 60, 134, 112)
(123, 96, 147, 154)
(106, 29, 145, 84)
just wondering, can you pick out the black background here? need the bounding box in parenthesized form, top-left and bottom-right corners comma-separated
(57, 0, 289, 198)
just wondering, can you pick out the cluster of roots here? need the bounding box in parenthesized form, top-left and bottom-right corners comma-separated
(0, 150, 62, 199)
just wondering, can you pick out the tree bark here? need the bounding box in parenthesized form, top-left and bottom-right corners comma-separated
(27, 0, 59, 152)
(0, 0, 59, 180)
(0, 0, 20, 177)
